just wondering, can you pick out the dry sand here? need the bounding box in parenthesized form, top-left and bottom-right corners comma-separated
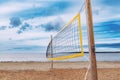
(0, 61, 119, 80)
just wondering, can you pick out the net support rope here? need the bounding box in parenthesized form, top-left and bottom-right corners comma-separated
(79, 1, 90, 80)
(84, 55, 90, 80)
(46, 0, 91, 79)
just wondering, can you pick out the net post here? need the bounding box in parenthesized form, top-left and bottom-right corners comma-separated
(50, 35, 53, 70)
(85, 0, 98, 80)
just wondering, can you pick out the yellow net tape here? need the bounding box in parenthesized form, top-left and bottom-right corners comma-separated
(46, 13, 84, 60)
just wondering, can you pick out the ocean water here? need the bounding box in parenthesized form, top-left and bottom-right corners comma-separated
(67, 53, 120, 61)
(0, 53, 47, 62)
(0, 53, 120, 62)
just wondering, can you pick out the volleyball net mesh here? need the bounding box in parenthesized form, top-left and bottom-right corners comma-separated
(46, 14, 84, 60)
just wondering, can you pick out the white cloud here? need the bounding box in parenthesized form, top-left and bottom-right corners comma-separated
(0, 2, 42, 16)
(24, 16, 58, 27)
(0, 17, 10, 26)
(22, 39, 49, 46)
(0, 0, 119, 61)
(0, 28, 18, 41)
(97, 47, 119, 52)
(95, 38, 120, 44)
(0, 26, 56, 47)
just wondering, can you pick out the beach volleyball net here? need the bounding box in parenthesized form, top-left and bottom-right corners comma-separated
(46, 13, 84, 60)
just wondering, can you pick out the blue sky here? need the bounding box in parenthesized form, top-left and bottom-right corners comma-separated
(0, 0, 120, 61)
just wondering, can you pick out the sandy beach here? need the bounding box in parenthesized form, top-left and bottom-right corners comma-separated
(0, 61, 119, 80)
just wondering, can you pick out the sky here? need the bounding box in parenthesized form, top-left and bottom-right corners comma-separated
(0, 0, 120, 61)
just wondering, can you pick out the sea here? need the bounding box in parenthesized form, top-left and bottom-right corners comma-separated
(0, 53, 120, 62)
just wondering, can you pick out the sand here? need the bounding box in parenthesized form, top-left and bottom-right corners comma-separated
(0, 61, 119, 80)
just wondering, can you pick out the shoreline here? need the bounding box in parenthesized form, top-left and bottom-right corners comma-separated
(0, 61, 119, 71)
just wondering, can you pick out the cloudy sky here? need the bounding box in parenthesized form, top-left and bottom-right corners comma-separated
(0, 0, 120, 61)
